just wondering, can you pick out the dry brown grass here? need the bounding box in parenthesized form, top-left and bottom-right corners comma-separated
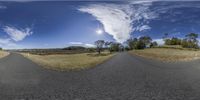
(129, 48, 200, 62)
(22, 52, 114, 71)
(0, 51, 9, 58)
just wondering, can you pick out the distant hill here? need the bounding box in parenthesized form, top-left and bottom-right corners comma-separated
(63, 46, 86, 50)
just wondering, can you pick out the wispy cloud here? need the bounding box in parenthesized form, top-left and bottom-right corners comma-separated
(3, 26, 33, 42)
(69, 42, 95, 48)
(78, 3, 157, 43)
(69, 42, 83, 45)
(0, 38, 18, 49)
(85, 43, 95, 47)
(134, 25, 151, 32)
(0, 5, 6, 9)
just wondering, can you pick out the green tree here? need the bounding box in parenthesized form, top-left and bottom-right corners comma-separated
(127, 38, 138, 49)
(136, 40, 146, 49)
(110, 42, 121, 52)
(170, 37, 181, 45)
(105, 41, 113, 53)
(186, 33, 198, 42)
(150, 41, 158, 48)
(95, 40, 105, 54)
(139, 36, 152, 48)
(164, 39, 171, 45)
(182, 33, 199, 48)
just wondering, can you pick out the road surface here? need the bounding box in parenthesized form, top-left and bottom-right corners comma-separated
(0, 52, 200, 100)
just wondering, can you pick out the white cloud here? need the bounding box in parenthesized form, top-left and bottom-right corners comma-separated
(3, 26, 33, 42)
(85, 43, 95, 47)
(153, 39, 165, 45)
(79, 3, 157, 43)
(0, 5, 6, 9)
(68, 42, 95, 48)
(69, 42, 83, 45)
(0, 38, 18, 49)
(79, 4, 132, 43)
(134, 25, 151, 32)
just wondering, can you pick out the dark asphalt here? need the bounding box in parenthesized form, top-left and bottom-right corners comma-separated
(1, 52, 200, 100)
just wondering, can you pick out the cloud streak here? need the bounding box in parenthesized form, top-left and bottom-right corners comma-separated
(0, 38, 18, 49)
(69, 42, 95, 47)
(79, 3, 157, 43)
(3, 26, 33, 42)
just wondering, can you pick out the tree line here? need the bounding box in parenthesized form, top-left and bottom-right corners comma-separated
(94, 32, 199, 54)
(127, 32, 199, 50)
(94, 40, 124, 54)
(45, 32, 199, 55)
(163, 33, 199, 49)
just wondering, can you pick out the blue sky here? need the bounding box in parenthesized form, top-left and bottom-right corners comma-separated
(0, 0, 200, 49)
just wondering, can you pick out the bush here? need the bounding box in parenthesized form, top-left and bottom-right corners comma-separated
(164, 37, 181, 45)
(150, 41, 158, 48)
(135, 40, 146, 49)
(181, 39, 199, 49)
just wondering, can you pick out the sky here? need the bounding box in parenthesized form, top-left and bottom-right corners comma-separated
(0, 0, 200, 49)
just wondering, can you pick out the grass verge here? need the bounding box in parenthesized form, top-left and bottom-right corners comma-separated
(0, 51, 9, 58)
(22, 52, 114, 71)
(129, 48, 200, 62)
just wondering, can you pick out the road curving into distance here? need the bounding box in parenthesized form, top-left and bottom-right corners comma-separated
(0, 52, 200, 100)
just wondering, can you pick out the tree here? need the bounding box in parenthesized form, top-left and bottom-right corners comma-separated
(105, 41, 112, 53)
(136, 40, 146, 49)
(95, 40, 105, 54)
(150, 41, 158, 48)
(109, 42, 120, 52)
(170, 37, 181, 45)
(164, 39, 171, 45)
(182, 33, 199, 49)
(127, 38, 138, 49)
(163, 33, 173, 45)
(185, 33, 198, 42)
(127, 36, 154, 49)
(139, 36, 152, 48)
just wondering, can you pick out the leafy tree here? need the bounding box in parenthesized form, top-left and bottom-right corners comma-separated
(127, 36, 154, 49)
(127, 38, 138, 49)
(110, 42, 121, 52)
(150, 41, 158, 48)
(105, 41, 113, 53)
(139, 36, 152, 48)
(182, 33, 199, 49)
(164, 37, 181, 45)
(164, 39, 171, 45)
(136, 40, 146, 49)
(95, 40, 105, 54)
(185, 33, 198, 42)
(105, 41, 111, 48)
(170, 37, 182, 45)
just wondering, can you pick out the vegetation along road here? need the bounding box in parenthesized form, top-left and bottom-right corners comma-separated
(1, 52, 200, 100)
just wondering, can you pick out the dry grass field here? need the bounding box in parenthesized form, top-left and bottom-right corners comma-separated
(0, 51, 9, 58)
(22, 52, 114, 71)
(130, 48, 200, 62)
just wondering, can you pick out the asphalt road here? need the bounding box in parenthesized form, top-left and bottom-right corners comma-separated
(1, 52, 200, 100)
